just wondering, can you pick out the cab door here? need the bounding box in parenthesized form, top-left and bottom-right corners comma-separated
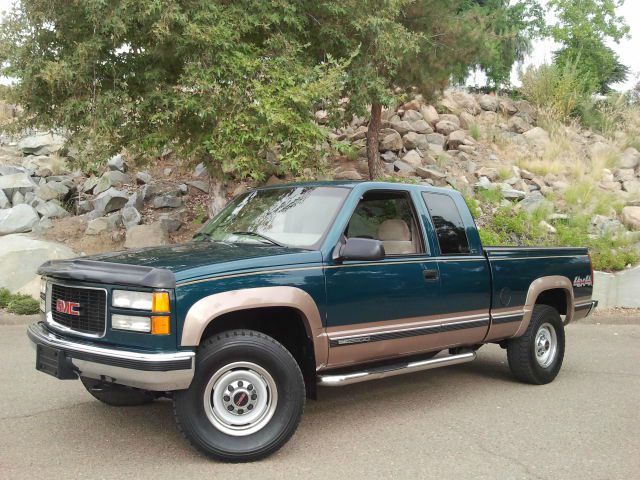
(324, 189, 443, 368)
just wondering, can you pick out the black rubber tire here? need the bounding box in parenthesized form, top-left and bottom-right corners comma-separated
(80, 377, 156, 406)
(507, 304, 565, 385)
(173, 330, 305, 462)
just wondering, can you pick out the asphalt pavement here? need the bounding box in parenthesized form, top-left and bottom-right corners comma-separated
(1, 316, 638, 480)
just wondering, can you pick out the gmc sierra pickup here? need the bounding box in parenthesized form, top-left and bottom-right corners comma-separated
(28, 181, 597, 461)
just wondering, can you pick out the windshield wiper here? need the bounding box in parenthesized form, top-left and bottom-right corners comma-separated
(231, 231, 286, 247)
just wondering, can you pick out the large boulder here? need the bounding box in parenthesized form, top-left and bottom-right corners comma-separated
(402, 150, 423, 168)
(35, 201, 69, 219)
(420, 105, 440, 126)
(402, 132, 429, 150)
(86, 214, 122, 235)
(35, 181, 70, 201)
(94, 170, 129, 195)
(479, 94, 499, 112)
(522, 127, 550, 147)
(449, 91, 480, 114)
(379, 130, 403, 151)
(22, 155, 69, 176)
(153, 193, 183, 209)
(447, 130, 467, 150)
(619, 148, 640, 169)
(0, 204, 40, 235)
(0, 190, 9, 209)
(0, 234, 77, 297)
(435, 120, 458, 136)
(107, 154, 127, 172)
(508, 116, 531, 134)
(0, 172, 36, 192)
(92, 188, 129, 213)
(622, 206, 640, 230)
(125, 223, 169, 249)
(17, 133, 65, 156)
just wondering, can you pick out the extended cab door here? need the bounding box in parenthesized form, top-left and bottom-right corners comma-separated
(324, 187, 488, 369)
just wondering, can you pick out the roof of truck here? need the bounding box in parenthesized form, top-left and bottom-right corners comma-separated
(255, 180, 459, 195)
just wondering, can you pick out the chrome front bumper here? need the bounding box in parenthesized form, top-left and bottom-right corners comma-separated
(27, 322, 195, 391)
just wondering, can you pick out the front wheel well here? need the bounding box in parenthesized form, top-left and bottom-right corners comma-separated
(535, 288, 569, 315)
(199, 307, 317, 399)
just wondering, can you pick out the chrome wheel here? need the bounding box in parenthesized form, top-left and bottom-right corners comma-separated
(203, 361, 278, 436)
(534, 322, 557, 368)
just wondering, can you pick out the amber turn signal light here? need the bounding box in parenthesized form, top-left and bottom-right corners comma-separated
(151, 316, 170, 335)
(152, 292, 170, 313)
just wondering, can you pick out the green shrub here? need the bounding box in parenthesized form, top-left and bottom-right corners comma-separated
(468, 123, 481, 141)
(0, 288, 11, 308)
(476, 188, 503, 205)
(6, 294, 40, 315)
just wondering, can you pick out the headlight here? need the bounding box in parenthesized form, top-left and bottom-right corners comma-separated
(112, 314, 151, 333)
(112, 290, 153, 310)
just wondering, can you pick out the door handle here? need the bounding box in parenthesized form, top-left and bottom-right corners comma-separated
(423, 269, 439, 281)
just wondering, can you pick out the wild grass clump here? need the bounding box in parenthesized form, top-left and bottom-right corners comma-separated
(0, 288, 40, 315)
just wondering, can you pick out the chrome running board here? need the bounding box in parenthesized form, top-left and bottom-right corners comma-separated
(317, 351, 476, 387)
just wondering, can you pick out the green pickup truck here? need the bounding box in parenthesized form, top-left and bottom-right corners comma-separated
(28, 181, 597, 461)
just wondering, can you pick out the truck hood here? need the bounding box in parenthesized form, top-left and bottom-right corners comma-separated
(82, 241, 323, 284)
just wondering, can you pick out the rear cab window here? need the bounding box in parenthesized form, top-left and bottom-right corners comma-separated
(422, 192, 470, 255)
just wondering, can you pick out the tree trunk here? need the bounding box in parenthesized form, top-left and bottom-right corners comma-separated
(366, 103, 383, 180)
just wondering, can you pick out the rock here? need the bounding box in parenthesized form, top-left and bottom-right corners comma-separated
(615, 169, 635, 182)
(479, 94, 499, 112)
(105, 154, 126, 172)
(450, 91, 480, 114)
(459, 111, 475, 130)
(420, 105, 440, 126)
(11, 190, 26, 207)
(82, 176, 100, 193)
(599, 180, 622, 192)
(0, 234, 76, 296)
(379, 131, 403, 151)
(0, 204, 40, 235)
(389, 120, 413, 135)
(522, 127, 550, 147)
(35, 181, 69, 201)
(125, 223, 169, 249)
(402, 132, 429, 150)
(92, 188, 129, 213)
(447, 130, 467, 150)
(393, 160, 416, 175)
(347, 126, 368, 141)
(153, 193, 182, 209)
(33, 217, 54, 234)
(508, 116, 531, 134)
(590, 214, 624, 235)
(401, 99, 421, 111)
(440, 114, 460, 126)
(0, 165, 26, 176)
(478, 111, 498, 124)
(125, 191, 144, 210)
(403, 110, 423, 122)
(77, 199, 92, 214)
(22, 155, 69, 176)
(186, 180, 210, 194)
(514, 100, 537, 122)
(415, 166, 446, 181)
(315, 110, 328, 124)
(435, 120, 458, 136)
(178, 183, 189, 195)
(193, 162, 207, 177)
(402, 150, 423, 168)
(499, 98, 518, 116)
(475, 176, 496, 190)
(159, 213, 183, 233)
(623, 179, 640, 194)
(121, 206, 141, 229)
(17, 133, 65, 155)
(94, 170, 129, 195)
(0, 190, 9, 208)
(380, 151, 398, 163)
(35, 201, 68, 219)
(476, 167, 499, 181)
(519, 191, 552, 214)
(426, 133, 446, 146)
(539, 220, 557, 234)
(406, 119, 432, 134)
(500, 186, 526, 200)
(163, 168, 173, 176)
(136, 171, 153, 184)
(622, 206, 640, 230)
(86, 214, 122, 235)
(619, 148, 640, 169)
(0, 173, 36, 191)
(334, 169, 362, 180)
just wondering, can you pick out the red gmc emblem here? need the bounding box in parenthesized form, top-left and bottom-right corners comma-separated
(56, 299, 80, 316)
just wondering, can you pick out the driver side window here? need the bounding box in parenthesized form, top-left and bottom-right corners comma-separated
(345, 191, 424, 256)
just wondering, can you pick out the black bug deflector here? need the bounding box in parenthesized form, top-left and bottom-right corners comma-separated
(38, 259, 176, 289)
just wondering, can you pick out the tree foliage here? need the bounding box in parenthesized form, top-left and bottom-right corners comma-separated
(547, 0, 630, 93)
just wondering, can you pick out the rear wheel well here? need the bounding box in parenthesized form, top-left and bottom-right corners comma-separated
(535, 288, 568, 315)
(199, 307, 317, 399)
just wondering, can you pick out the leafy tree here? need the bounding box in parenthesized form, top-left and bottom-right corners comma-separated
(0, 1, 346, 180)
(548, 0, 630, 93)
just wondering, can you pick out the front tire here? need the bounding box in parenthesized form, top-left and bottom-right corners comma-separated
(173, 330, 305, 462)
(507, 305, 565, 385)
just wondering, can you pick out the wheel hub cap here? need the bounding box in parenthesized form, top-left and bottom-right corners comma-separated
(203, 362, 278, 436)
(534, 323, 558, 368)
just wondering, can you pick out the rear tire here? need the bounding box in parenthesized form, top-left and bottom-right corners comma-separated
(80, 377, 156, 406)
(173, 330, 305, 462)
(507, 305, 565, 385)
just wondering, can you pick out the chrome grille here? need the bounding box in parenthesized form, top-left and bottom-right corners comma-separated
(49, 284, 107, 336)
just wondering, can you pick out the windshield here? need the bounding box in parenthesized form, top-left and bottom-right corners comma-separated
(196, 186, 350, 249)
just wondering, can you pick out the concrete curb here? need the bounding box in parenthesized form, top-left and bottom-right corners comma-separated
(594, 267, 640, 309)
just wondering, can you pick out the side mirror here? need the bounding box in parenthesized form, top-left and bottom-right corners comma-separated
(333, 238, 385, 262)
